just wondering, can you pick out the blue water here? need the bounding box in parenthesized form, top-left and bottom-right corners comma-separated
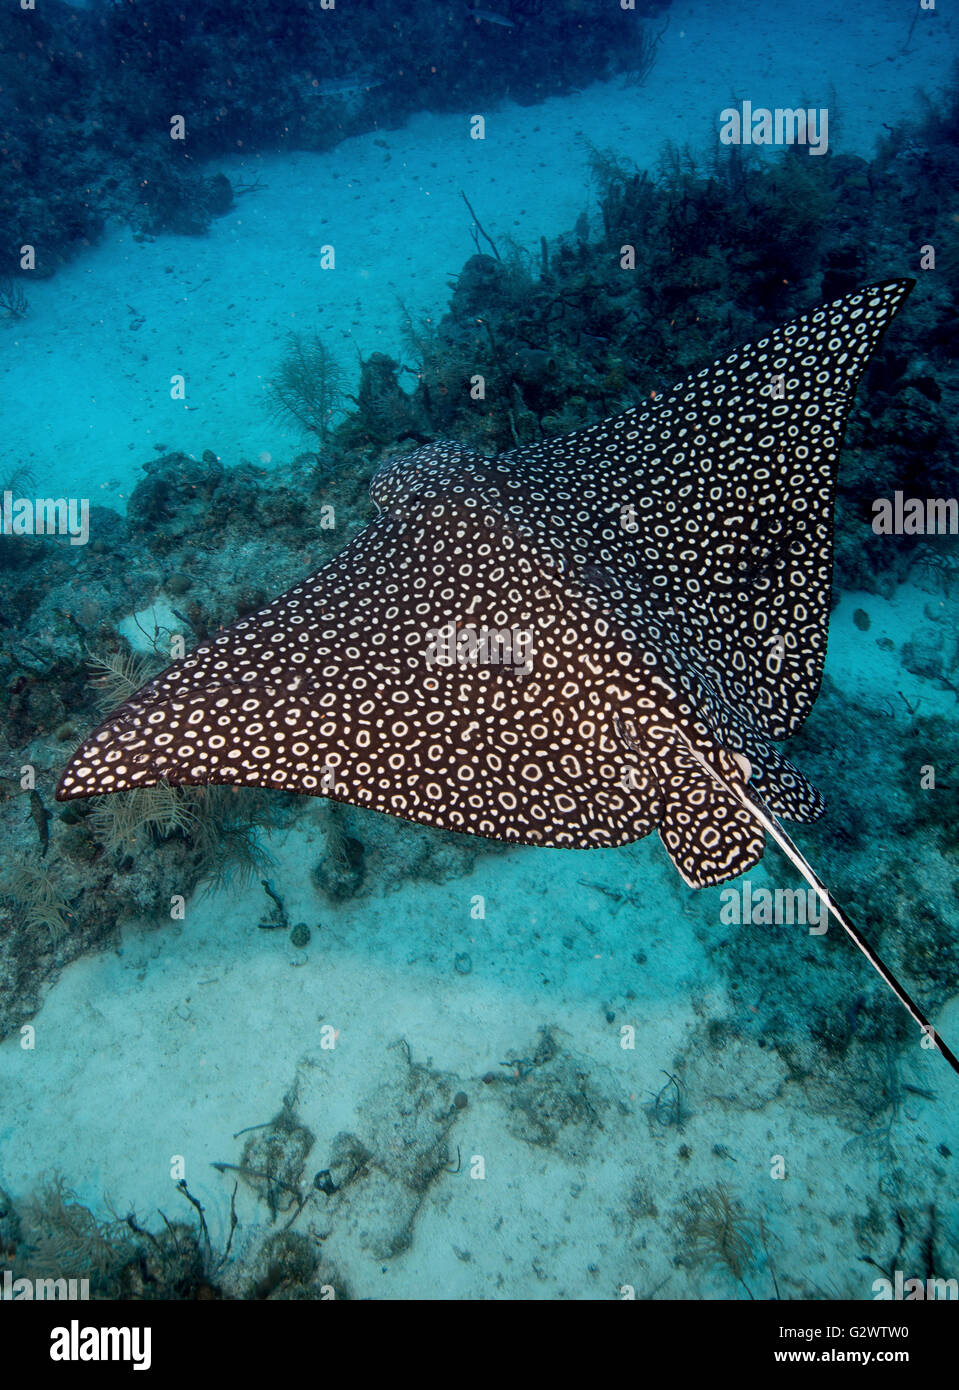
(1, 0, 957, 1306)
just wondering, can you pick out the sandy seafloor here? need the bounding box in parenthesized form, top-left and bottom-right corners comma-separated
(7, 587, 959, 1300)
(2, 0, 959, 1299)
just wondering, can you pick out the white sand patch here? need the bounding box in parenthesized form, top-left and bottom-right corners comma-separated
(117, 596, 183, 654)
(830, 584, 958, 718)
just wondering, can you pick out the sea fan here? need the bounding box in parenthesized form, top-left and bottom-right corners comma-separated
(192, 785, 275, 892)
(87, 648, 160, 714)
(24, 1177, 130, 1286)
(266, 332, 344, 441)
(3, 851, 75, 942)
(0, 277, 29, 321)
(89, 783, 201, 856)
(686, 1183, 756, 1296)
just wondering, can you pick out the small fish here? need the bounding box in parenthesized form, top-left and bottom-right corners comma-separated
(309, 75, 383, 97)
(28, 788, 50, 857)
(468, 7, 516, 28)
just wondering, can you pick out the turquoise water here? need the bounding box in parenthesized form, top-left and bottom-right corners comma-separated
(1, 0, 958, 1303)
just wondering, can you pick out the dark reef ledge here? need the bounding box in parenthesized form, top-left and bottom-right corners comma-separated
(0, 0, 669, 276)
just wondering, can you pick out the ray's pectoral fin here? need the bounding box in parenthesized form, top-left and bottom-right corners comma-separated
(656, 743, 765, 889)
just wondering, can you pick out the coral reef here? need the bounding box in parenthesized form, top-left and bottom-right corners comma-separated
(10, 1176, 212, 1299)
(2, 850, 75, 943)
(235, 1103, 316, 1222)
(6, 1170, 348, 1300)
(245, 1230, 343, 1301)
(0, 0, 661, 277)
(25, 1178, 134, 1289)
(311, 803, 366, 902)
(307, 1039, 466, 1261)
(323, 77, 959, 610)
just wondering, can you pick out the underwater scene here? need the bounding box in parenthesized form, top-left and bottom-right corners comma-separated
(1, 0, 959, 1319)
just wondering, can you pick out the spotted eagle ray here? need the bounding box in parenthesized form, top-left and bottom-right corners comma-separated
(57, 278, 958, 1074)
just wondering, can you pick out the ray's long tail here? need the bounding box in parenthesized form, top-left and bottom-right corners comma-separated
(681, 740, 959, 1079)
